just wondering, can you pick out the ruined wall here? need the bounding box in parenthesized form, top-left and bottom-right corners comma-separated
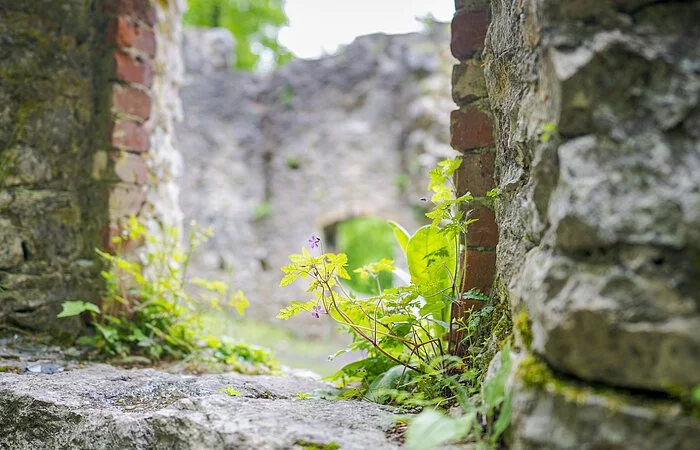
(177, 27, 455, 336)
(0, 0, 105, 333)
(0, 0, 183, 335)
(475, 0, 700, 447)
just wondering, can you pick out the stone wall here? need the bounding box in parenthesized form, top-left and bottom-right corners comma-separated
(0, 0, 105, 334)
(460, 0, 700, 447)
(177, 26, 455, 336)
(0, 0, 183, 335)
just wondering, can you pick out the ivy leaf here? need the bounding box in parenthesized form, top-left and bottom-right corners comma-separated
(57, 301, 100, 318)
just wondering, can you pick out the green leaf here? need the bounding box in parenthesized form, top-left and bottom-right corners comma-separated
(492, 393, 512, 442)
(388, 220, 410, 256)
(57, 301, 100, 318)
(406, 225, 456, 313)
(405, 409, 471, 450)
(365, 365, 409, 403)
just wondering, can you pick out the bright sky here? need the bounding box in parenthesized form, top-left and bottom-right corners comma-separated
(278, 0, 454, 59)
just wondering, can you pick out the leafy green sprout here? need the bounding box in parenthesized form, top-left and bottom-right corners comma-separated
(253, 201, 273, 220)
(56, 217, 276, 374)
(219, 385, 242, 397)
(286, 157, 301, 169)
(540, 122, 559, 143)
(278, 157, 480, 378)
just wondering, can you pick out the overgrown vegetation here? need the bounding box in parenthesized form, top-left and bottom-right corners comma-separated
(58, 217, 278, 374)
(278, 158, 512, 448)
(184, 0, 293, 71)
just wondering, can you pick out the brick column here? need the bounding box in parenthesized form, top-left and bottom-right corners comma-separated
(97, 0, 157, 250)
(449, 0, 497, 355)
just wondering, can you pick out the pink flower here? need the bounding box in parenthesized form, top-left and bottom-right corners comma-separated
(311, 305, 327, 318)
(308, 235, 321, 249)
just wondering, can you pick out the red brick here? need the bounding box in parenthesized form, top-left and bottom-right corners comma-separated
(450, 109, 494, 150)
(451, 8, 489, 60)
(111, 120, 150, 152)
(456, 152, 495, 197)
(111, 151, 149, 184)
(106, 16, 157, 58)
(103, 0, 156, 26)
(111, 84, 151, 121)
(462, 249, 496, 293)
(467, 207, 498, 247)
(114, 51, 153, 87)
(108, 184, 147, 220)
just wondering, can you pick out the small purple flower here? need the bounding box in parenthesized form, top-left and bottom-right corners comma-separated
(308, 235, 321, 249)
(311, 305, 327, 318)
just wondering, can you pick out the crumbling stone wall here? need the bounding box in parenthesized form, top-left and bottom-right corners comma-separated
(0, 0, 105, 333)
(177, 27, 455, 336)
(0, 0, 183, 335)
(451, 0, 700, 447)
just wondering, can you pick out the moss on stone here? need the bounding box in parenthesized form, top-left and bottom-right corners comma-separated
(518, 354, 700, 419)
(514, 310, 532, 350)
(294, 440, 341, 450)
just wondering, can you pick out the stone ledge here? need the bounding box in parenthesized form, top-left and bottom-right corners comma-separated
(510, 354, 700, 450)
(0, 365, 402, 449)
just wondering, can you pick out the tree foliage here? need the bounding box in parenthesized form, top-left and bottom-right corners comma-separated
(184, 0, 294, 70)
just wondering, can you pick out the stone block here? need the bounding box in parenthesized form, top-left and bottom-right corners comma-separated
(0, 219, 24, 269)
(113, 51, 154, 87)
(450, 108, 494, 151)
(112, 151, 149, 184)
(0, 147, 52, 187)
(456, 151, 495, 197)
(450, 8, 489, 60)
(108, 184, 147, 219)
(111, 120, 150, 152)
(106, 16, 157, 59)
(510, 355, 700, 450)
(452, 61, 487, 106)
(516, 247, 700, 391)
(549, 135, 700, 251)
(111, 84, 151, 122)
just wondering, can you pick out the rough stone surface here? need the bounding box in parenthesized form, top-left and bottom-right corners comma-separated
(482, 0, 700, 447)
(0, 365, 402, 449)
(176, 26, 456, 336)
(0, 0, 185, 335)
(0, 0, 106, 334)
(508, 356, 700, 450)
(143, 0, 184, 231)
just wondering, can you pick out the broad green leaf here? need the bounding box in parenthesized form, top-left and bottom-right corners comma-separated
(57, 301, 100, 318)
(365, 365, 409, 403)
(493, 393, 512, 442)
(405, 409, 471, 450)
(388, 220, 410, 255)
(406, 225, 456, 307)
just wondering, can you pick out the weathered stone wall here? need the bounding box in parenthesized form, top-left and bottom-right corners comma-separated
(177, 26, 455, 336)
(477, 0, 700, 447)
(0, 0, 183, 335)
(0, 0, 105, 334)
